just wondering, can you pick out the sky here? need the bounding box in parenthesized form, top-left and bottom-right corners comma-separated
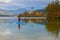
(0, 0, 54, 10)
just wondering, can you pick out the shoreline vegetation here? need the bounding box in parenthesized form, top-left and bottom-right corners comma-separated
(18, 11, 46, 17)
(45, 0, 60, 21)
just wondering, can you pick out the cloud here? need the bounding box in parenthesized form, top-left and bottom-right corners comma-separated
(0, 0, 52, 10)
(0, 0, 13, 3)
(13, 0, 52, 2)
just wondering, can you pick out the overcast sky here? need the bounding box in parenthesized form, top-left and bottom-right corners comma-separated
(0, 0, 55, 10)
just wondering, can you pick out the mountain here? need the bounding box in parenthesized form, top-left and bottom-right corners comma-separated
(0, 8, 26, 14)
(0, 11, 15, 17)
(34, 9, 46, 13)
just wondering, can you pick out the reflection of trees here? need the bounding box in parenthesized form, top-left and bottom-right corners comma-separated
(45, 20, 60, 37)
(21, 19, 46, 24)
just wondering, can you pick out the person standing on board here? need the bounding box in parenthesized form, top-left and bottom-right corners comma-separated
(17, 16, 21, 30)
(18, 16, 21, 22)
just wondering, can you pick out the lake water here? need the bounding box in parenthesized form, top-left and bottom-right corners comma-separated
(0, 17, 60, 40)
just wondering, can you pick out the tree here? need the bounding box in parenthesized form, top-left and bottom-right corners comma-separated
(45, 0, 60, 21)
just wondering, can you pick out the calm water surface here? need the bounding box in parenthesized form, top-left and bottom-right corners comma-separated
(0, 17, 60, 40)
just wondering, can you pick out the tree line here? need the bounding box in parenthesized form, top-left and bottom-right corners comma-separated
(45, 0, 60, 21)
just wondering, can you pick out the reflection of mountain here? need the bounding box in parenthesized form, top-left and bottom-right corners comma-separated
(45, 21, 60, 37)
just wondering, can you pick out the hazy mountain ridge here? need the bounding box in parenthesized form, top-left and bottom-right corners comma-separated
(0, 8, 25, 14)
(0, 9, 46, 17)
(34, 9, 46, 13)
(0, 10, 15, 17)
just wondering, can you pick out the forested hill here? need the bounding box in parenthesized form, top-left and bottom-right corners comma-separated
(18, 9, 46, 17)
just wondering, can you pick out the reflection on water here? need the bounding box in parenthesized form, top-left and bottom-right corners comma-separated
(45, 20, 60, 40)
(0, 17, 60, 40)
(21, 19, 46, 24)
